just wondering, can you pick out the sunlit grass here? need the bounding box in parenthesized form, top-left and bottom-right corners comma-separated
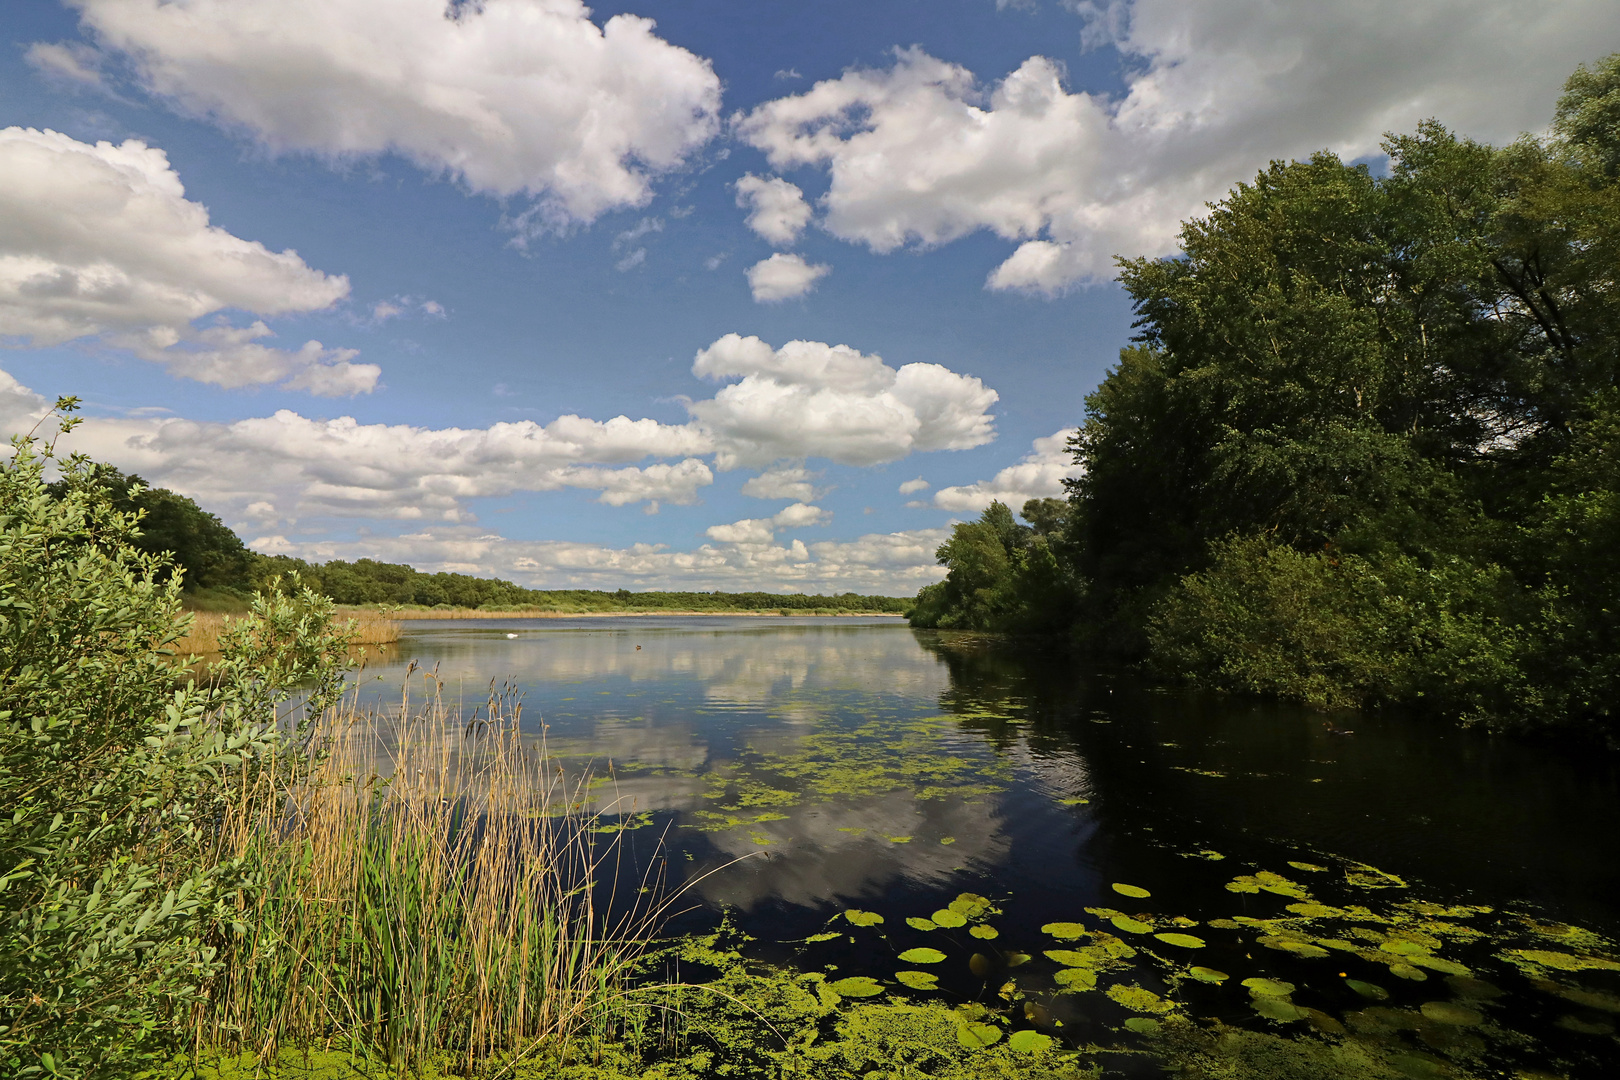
(173, 609, 401, 655)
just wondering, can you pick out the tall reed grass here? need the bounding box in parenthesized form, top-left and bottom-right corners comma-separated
(174, 609, 400, 654)
(194, 672, 671, 1074)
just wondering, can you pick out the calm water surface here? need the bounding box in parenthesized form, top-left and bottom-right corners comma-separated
(354, 616, 1620, 1076)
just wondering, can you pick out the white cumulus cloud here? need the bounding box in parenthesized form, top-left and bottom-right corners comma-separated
(898, 477, 929, 495)
(0, 126, 371, 394)
(738, 1, 1620, 292)
(930, 427, 1079, 511)
(745, 252, 829, 302)
(740, 462, 825, 501)
(689, 334, 997, 469)
(67, 0, 722, 227)
(734, 173, 812, 246)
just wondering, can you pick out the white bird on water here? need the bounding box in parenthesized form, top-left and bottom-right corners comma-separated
(505, 633, 518, 639)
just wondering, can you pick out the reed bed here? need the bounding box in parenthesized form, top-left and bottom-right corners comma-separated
(174, 608, 400, 654)
(194, 675, 671, 1073)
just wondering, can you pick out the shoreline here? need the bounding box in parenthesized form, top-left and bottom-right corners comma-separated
(376, 608, 909, 620)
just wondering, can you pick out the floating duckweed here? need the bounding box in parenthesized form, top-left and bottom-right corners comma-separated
(1188, 966, 1230, 984)
(898, 947, 947, 964)
(1058, 797, 1091, 806)
(1123, 1017, 1162, 1035)
(1042, 922, 1088, 940)
(1344, 863, 1408, 889)
(969, 925, 999, 940)
(1007, 1029, 1054, 1053)
(887, 835, 912, 843)
(948, 893, 993, 918)
(1154, 932, 1206, 949)
(1111, 915, 1153, 934)
(1206, 918, 1243, 930)
(1419, 1001, 1484, 1026)
(1345, 978, 1389, 1000)
(956, 1023, 1003, 1049)
(844, 909, 884, 927)
(1242, 978, 1296, 998)
(1055, 967, 1098, 990)
(1505, 949, 1620, 973)
(827, 976, 884, 998)
(932, 909, 969, 928)
(1107, 984, 1172, 1013)
(1287, 861, 1327, 873)
(1113, 883, 1152, 899)
(894, 970, 938, 991)
(1286, 903, 1341, 918)
(1251, 996, 1309, 1022)
(939, 837, 956, 845)
(906, 917, 937, 931)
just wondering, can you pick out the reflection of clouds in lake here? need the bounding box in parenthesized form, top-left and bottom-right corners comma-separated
(694, 793, 1006, 910)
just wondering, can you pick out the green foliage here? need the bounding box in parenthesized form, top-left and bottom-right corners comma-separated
(0, 405, 351, 1078)
(907, 500, 1082, 633)
(908, 54, 1620, 736)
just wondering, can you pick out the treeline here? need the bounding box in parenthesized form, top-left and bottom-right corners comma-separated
(911, 56, 1620, 739)
(63, 468, 906, 613)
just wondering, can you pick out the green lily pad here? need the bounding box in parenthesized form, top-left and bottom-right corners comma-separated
(1042, 922, 1088, 940)
(1154, 932, 1206, 949)
(932, 909, 969, 928)
(1252, 996, 1308, 1022)
(969, 952, 994, 978)
(898, 947, 947, 964)
(805, 932, 841, 943)
(1123, 1017, 1162, 1035)
(1111, 915, 1153, 934)
(906, 916, 937, 931)
(1242, 978, 1296, 998)
(949, 893, 992, 918)
(1556, 1015, 1615, 1036)
(1345, 979, 1389, 1000)
(1055, 967, 1098, 989)
(1419, 1001, 1483, 1026)
(1388, 962, 1428, 981)
(1262, 938, 1330, 958)
(1007, 1029, 1054, 1053)
(828, 976, 884, 998)
(895, 970, 938, 990)
(969, 924, 999, 940)
(1288, 861, 1326, 872)
(1112, 882, 1152, 899)
(1108, 984, 1171, 1013)
(1380, 940, 1432, 957)
(844, 909, 884, 927)
(1408, 954, 1469, 976)
(1188, 966, 1229, 983)
(1506, 949, 1620, 973)
(1286, 903, 1342, 918)
(956, 1023, 1003, 1049)
(1044, 950, 1093, 967)
(1006, 951, 1032, 967)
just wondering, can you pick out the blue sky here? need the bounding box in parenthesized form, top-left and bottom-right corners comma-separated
(2, 0, 1615, 593)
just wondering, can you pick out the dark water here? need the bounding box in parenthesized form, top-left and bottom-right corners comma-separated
(356, 616, 1620, 1077)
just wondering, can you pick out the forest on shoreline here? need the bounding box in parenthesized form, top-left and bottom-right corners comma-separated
(910, 56, 1620, 743)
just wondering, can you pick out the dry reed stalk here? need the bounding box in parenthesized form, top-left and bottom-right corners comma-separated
(173, 609, 400, 654)
(197, 673, 673, 1073)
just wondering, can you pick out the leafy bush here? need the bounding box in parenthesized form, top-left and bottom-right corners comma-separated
(0, 403, 351, 1078)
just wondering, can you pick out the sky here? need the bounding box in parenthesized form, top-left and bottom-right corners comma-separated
(2, 0, 1617, 595)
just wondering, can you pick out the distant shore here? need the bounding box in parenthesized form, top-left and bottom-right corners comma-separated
(372, 607, 908, 620)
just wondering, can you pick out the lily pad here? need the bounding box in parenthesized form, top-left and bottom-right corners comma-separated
(1007, 1029, 1054, 1053)
(956, 1023, 1003, 1049)
(1419, 1001, 1483, 1026)
(1123, 1017, 1162, 1035)
(1252, 996, 1309, 1022)
(828, 976, 884, 998)
(1444, 975, 1502, 1000)
(1262, 938, 1330, 958)
(1345, 979, 1389, 1000)
(949, 893, 992, 918)
(969, 924, 999, 940)
(1042, 922, 1088, 940)
(1408, 954, 1470, 976)
(1154, 932, 1206, 949)
(931, 909, 969, 928)
(1288, 861, 1327, 872)
(1387, 962, 1428, 981)
(1243, 978, 1296, 998)
(1112, 882, 1152, 899)
(1055, 967, 1098, 989)
(898, 947, 947, 964)
(1188, 966, 1229, 983)
(844, 909, 884, 927)
(1111, 915, 1153, 934)
(805, 932, 841, 943)
(894, 970, 938, 990)
(1506, 949, 1620, 973)
(1005, 951, 1032, 967)
(969, 953, 994, 978)
(1045, 950, 1094, 967)
(906, 917, 937, 931)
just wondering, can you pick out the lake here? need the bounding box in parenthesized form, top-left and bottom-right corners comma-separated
(352, 615, 1620, 1077)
